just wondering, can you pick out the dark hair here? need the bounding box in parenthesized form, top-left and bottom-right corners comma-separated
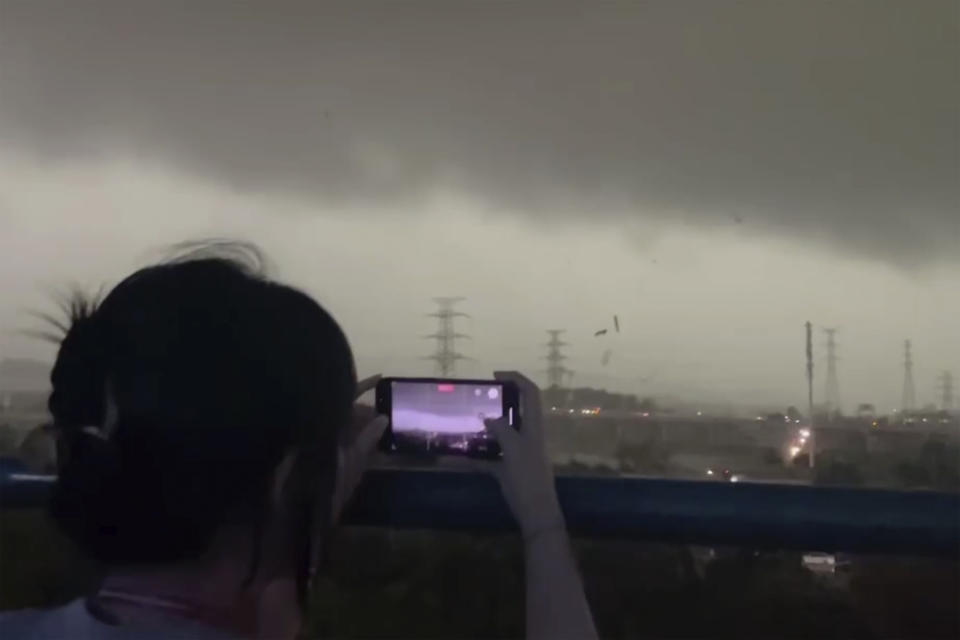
(46, 245, 356, 580)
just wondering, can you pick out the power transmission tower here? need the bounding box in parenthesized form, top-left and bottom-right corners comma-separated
(544, 330, 572, 389)
(424, 297, 469, 376)
(938, 371, 954, 411)
(902, 340, 917, 414)
(823, 328, 840, 417)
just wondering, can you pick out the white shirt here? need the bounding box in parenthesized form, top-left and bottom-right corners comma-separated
(0, 599, 238, 639)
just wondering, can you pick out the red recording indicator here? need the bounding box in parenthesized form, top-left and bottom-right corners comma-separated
(436, 384, 455, 392)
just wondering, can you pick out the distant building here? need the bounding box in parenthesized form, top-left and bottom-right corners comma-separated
(856, 403, 876, 418)
(542, 386, 642, 413)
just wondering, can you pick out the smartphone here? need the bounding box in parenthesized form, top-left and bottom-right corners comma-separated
(376, 377, 520, 458)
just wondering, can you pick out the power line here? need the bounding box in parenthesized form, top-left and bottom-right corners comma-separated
(424, 297, 469, 376)
(543, 329, 572, 389)
(902, 339, 917, 414)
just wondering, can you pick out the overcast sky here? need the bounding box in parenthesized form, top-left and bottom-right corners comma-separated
(1, 1, 957, 411)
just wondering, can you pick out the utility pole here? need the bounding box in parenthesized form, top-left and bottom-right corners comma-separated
(805, 321, 815, 468)
(805, 322, 814, 418)
(823, 328, 840, 418)
(938, 371, 954, 411)
(902, 340, 917, 415)
(424, 297, 469, 376)
(544, 330, 572, 389)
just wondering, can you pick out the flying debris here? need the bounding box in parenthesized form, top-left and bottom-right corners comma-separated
(734, 215, 743, 224)
(613, 315, 620, 333)
(601, 349, 613, 366)
(594, 329, 608, 337)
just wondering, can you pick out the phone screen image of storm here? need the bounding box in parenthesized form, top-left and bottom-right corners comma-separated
(391, 381, 503, 456)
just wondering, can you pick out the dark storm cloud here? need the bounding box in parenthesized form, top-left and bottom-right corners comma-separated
(1, 1, 957, 265)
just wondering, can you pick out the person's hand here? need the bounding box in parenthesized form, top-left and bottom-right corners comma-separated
(330, 375, 388, 524)
(483, 371, 565, 539)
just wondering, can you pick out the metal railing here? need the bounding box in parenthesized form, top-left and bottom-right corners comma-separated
(2, 469, 958, 556)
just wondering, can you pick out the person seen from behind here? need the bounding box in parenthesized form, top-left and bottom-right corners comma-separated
(0, 244, 597, 639)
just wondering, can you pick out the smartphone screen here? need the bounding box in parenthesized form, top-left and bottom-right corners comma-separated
(378, 378, 516, 457)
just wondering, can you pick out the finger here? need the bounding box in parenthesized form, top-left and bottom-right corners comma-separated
(351, 403, 377, 426)
(340, 403, 379, 446)
(355, 374, 382, 399)
(352, 414, 389, 457)
(493, 370, 542, 424)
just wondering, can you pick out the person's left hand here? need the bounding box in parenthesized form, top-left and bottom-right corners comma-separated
(330, 375, 388, 523)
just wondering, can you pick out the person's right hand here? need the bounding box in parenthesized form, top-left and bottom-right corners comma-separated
(483, 371, 565, 539)
(485, 373, 599, 640)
